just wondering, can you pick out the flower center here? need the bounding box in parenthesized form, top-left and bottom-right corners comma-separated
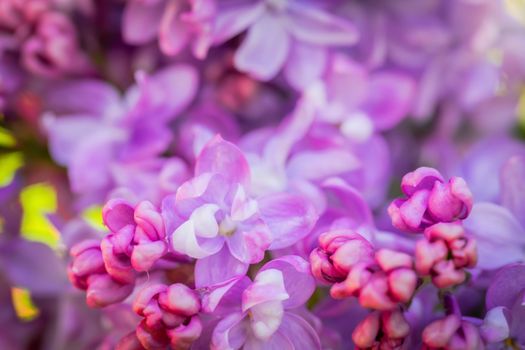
(218, 216, 237, 237)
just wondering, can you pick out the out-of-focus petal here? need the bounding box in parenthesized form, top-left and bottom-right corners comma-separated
(234, 14, 290, 81)
(464, 203, 525, 270)
(286, 3, 358, 46)
(486, 263, 525, 310)
(122, 0, 164, 44)
(363, 72, 415, 130)
(480, 306, 510, 343)
(500, 155, 525, 227)
(212, 2, 264, 44)
(284, 42, 327, 90)
(275, 312, 321, 349)
(258, 193, 318, 249)
(286, 149, 361, 181)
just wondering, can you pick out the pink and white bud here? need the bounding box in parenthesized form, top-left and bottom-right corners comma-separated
(310, 229, 374, 284)
(133, 283, 202, 350)
(416, 222, 477, 289)
(331, 249, 418, 310)
(352, 309, 410, 349)
(422, 315, 484, 350)
(101, 199, 168, 284)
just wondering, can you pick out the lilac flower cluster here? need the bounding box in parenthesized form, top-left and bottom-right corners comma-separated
(1, 0, 525, 349)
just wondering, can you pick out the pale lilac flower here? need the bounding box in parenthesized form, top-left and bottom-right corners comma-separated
(415, 222, 477, 289)
(43, 64, 197, 204)
(212, 0, 358, 88)
(132, 283, 202, 349)
(312, 54, 415, 142)
(388, 167, 473, 233)
(202, 256, 320, 349)
(163, 135, 317, 283)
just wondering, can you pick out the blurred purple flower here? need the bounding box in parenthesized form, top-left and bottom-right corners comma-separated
(43, 64, 197, 205)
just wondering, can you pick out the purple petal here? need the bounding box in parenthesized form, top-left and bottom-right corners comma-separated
(195, 135, 251, 187)
(275, 312, 321, 349)
(464, 203, 525, 270)
(480, 306, 510, 343)
(500, 156, 525, 227)
(43, 80, 121, 116)
(226, 221, 272, 264)
(195, 246, 249, 288)
(486, 263, 525, 310)
(0, 239, 68, 296)
(211, 312, 248, 349)
(234, 14, 290, 81)
(258, 193, 318, 249)
(286, 149, 361, 181)
(158, 1, 190, 56)
(362, 72, 415, 130)
(260, 255, 315, 309)
(213, 2, 264, 44)
(122, 0, 163, 44)
(284, 42, 327, 90)
(201, 275, 251, 314)
(286, 3, 358, 46)
(127, 64, 198, 122)
(170, 219, 224, 259)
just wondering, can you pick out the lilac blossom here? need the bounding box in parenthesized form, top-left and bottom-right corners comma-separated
(162, 135, 318, 282)
(212, 0, 358, 87)
(201, 256, 320, 349)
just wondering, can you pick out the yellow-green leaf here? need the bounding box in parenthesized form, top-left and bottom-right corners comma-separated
(0, 152, 24, 187)
(506, 0, 525, 26)
(20, 183, 61, 249)
(11, 287, 40, 321)
(0, 126, 16, 148)
(82, 205, 105, 230)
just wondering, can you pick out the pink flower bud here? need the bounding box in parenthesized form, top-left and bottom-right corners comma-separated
(331, 249, 418, 310)
(68, 239, 134, 308)
(133, 283, 202, 350)
(388, 167, 473, 233)
(310, 229, 374, 284)
(416, 222, 477, 289)
(352, 309, 410, 349)
(101, 199, 168, 283)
